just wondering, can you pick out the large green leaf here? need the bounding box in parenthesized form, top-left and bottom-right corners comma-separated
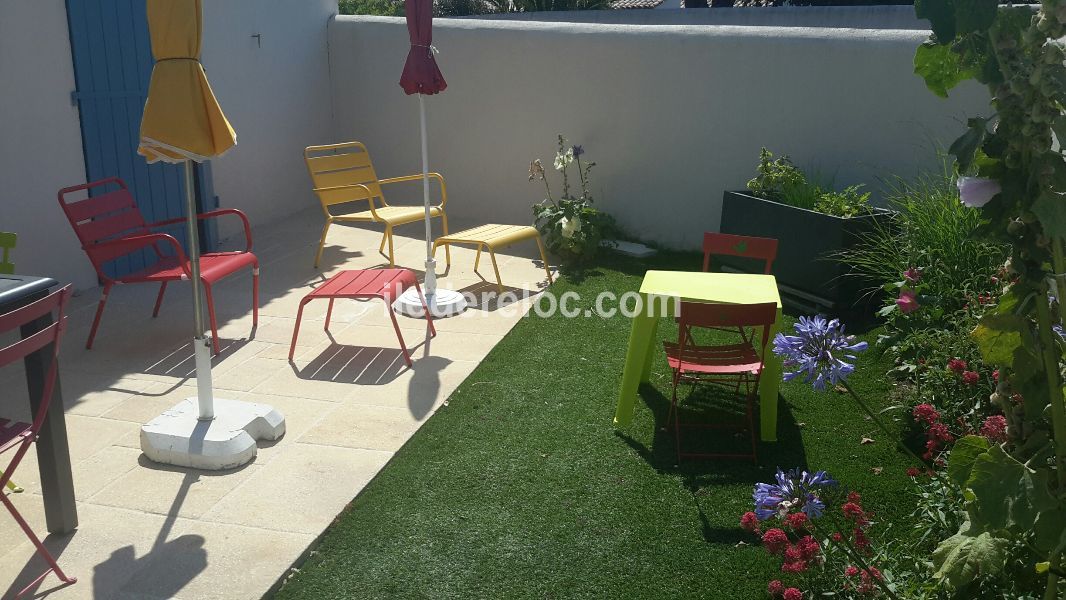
(914, 42, 972, 98)
(947, 435, 990, 486)
(1032, 192, 1066, 240)
(966, 445, 1040, 533)
(954, 0, 998, 34)
(915, 0, 957, 42)
(933, 526, 1011, 587)
(949, 117, 988, 172)
(972, 313, 1030, 366)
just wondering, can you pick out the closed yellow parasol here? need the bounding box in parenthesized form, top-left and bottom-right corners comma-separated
(138, 0, 234, 163)
(137, 0, 284, 470)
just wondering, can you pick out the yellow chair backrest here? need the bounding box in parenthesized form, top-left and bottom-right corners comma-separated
(304, 141, 385, 211)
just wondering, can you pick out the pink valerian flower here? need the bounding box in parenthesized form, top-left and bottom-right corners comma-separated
(762, 529, 789, 555)
(912, 403, 940, 425)
(962, 370, 980, 385)
(842, 502, 867, 524)
(785, 512, 809, 531)
(957, 176, 1002, 208)
(740, 511, 761, 533)
(947, 358, 967, 373)
(844, 565, 860, 577)
(906, 467, 921, 477)
(796, 535, 820, 561)
(903, 267, 922, 283)
(783, 588, 804, 600)
(992, 369, 999, 382)
(896, 289, 920, 313)
(928, 422, 953, 443)
(768, 580, 785, 597)
(981, 415, 1008, 443)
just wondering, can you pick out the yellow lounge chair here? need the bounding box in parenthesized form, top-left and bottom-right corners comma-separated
(304, 141, 451, 269)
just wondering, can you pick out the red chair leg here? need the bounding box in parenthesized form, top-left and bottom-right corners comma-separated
(325, 299, 335, 331)
(413, 282, 436, 337)
(152, 282, 168, 318)
(1, 484, 77, 596)
(203, 283, 221, 355)
(671, 371, 683, 464)
(289, 298, 309, 361)
(387, 304, 413, 368)
(85, 282, 112, 349)
(252, 265, 260, 327)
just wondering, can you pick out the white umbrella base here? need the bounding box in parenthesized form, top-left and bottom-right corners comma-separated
(393, 287, 468, 319)
(140, 397, 286, 470)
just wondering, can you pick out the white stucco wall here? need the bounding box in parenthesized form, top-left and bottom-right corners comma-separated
(201, 0, 337, 241)
(0, 1, 95, 290)
(328, 16, 990, 250)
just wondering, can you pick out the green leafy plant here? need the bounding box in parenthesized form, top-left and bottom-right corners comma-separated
(745, 148, 871, 218)
(530, 135, 616, 267)
(912, 2, 1066, 598)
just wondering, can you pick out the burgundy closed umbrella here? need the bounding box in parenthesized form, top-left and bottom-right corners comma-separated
(394, 0, 468, 318)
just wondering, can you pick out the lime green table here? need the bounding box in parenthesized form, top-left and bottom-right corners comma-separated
(613, 270, 784, 441)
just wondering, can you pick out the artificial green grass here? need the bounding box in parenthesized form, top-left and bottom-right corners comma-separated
(273, 252, 914, 599)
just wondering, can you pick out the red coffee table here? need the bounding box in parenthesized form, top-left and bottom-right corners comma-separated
(289, 269, 435, 366)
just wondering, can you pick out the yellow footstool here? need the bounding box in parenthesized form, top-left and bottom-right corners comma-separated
(432, 224, 554, 292)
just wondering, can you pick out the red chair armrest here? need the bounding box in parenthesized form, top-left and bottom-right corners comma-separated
(147, 209, 253, 252)
(89, 233, 191, 279)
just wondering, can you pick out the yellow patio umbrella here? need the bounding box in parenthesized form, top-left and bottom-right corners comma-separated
(137, 0, 284, 470)
(138, 0, 234, 164)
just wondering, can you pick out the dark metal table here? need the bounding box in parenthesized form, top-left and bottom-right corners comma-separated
(0, 275, 78, 534)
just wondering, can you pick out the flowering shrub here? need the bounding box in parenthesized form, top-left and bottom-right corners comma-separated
(530, 135, 616, 267)
(741, 470, 890, 598)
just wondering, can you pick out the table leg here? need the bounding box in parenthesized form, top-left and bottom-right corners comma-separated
(614, 311, 659, 428)
(22, 311, 78, 534)
(759, 307, 784, 442)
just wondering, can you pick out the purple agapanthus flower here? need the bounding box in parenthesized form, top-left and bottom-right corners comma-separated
(753, 468, 837, 520)
(572, 145, 584, 157)
(773, 316, 868, 392)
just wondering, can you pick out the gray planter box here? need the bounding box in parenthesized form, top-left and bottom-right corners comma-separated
(718, 190, 894, 325)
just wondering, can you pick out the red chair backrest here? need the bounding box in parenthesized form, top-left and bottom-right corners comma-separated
(0, 285, 71, 435)
(58, 178, 151, 275)
(676, 301, 778, 350)
(702, 232, 778, 275)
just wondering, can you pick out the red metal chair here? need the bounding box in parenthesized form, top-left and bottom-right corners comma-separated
(703, 232, 778, 343)
(0, 285, 77, 597)
(702, 232, 778, 274)
(662, 301, 777, 463)
(58, 178, 259, 354)
(289, 269, 435, 367)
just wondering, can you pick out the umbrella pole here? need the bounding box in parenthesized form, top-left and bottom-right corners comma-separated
(182, 159, 215, 420)
(419, 94, 436, 297)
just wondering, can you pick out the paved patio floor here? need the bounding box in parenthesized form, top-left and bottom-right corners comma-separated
(0, 207, 552, 599)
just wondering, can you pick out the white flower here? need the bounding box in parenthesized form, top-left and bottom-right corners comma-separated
(560, 215, 582, 239)
(957, 176, 1001, 208)
(554, 148, 574, 171)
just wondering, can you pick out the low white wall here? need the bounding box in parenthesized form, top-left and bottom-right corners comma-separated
(202, 0, 337, 241)
(328, 16, 989, 250)
(0, 1, 95, 290)
(479, 5, 927, 29)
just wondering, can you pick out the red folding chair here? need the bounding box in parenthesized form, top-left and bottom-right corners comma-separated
(702, 232, 778, 275)
(662, 301, 777, 463)
(0, 285, 77, 597)
(58, 178, 259, 354)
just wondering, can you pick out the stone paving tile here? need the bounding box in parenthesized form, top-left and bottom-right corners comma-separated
(199, 443, 393, 535)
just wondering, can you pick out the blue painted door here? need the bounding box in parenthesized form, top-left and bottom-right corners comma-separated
(65, 0, 217, 279)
